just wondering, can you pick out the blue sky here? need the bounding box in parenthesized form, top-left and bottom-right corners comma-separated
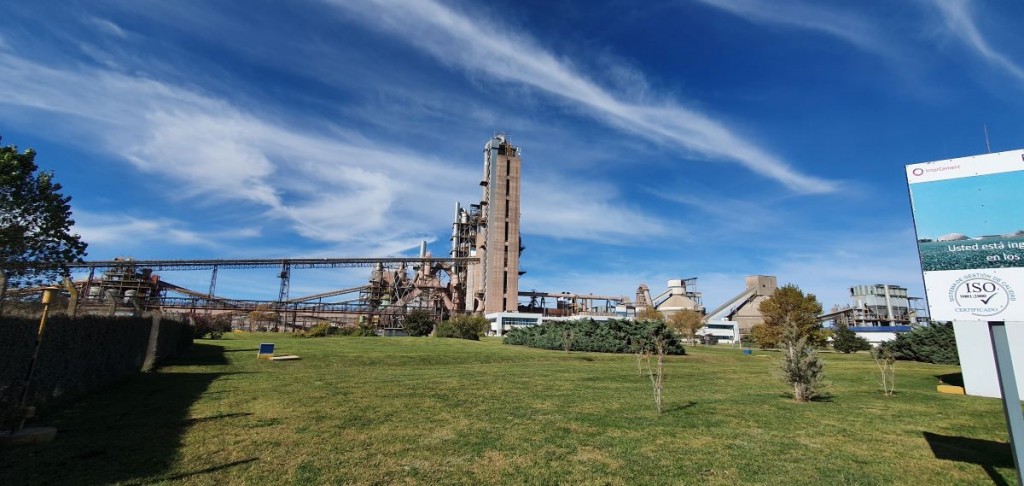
(911, 171, 1024, 239)
(2, 0, 1023, 309)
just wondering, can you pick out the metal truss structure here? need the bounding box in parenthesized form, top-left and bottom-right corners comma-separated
(59, 256, 478, 331)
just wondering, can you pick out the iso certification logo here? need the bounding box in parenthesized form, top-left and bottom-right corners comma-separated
(947, 273, 1016, 317)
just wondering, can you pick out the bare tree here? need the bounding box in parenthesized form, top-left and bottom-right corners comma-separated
(636, 325, 669, 413)
(872, 346, 896, 397)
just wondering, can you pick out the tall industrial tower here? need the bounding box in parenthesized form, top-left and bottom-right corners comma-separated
(452, 134, 523, 314)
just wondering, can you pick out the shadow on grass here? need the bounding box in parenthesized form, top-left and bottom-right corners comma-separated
(774, 393, 834, 403)
(923, 432, 1014, 486)
(0, 342, 253, 485)
(665, 401, 697, 413)
(161, 342, 230, 367)
(936, 372, 964, 387)
(158, 457, 260, 482)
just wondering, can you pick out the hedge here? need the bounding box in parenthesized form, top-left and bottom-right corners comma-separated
(503, 319, 685, 355)
(436, 314, 489, 340)
(880, 322, 959, 365)
(0, 314, 192, 427)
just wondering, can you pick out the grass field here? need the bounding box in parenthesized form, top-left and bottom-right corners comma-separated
(1, 334, 1017, 485)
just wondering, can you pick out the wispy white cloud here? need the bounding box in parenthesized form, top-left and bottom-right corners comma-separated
(0, 51, 473, 253)
(691, 0, 887, 53)
(74, 212, 260, 249)
(86, 17, 128, 38)
(327, 0, 838, 194)
(0, 47, 661, 257)
(523, 175, 669, 243)
(928, 0, 1024, 82)
(648, 188, 782, 237)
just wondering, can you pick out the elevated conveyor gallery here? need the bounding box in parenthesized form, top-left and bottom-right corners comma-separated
(704, 275, 777, 335)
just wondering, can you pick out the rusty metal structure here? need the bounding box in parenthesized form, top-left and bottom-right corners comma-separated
(62, 255, 477, 330)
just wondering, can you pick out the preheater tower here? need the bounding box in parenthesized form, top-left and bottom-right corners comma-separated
(453, 134, 522, 313)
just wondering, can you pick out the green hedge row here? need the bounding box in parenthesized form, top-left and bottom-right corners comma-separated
(880, 322, 959, 365)
(436, 314, 489, 340)
(503, 319, 685, 355)
(0, 315, 192, 426)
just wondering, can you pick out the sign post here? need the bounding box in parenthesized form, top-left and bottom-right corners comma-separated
(907, 149, 1024, 483)
(990, 321, 1024, 485)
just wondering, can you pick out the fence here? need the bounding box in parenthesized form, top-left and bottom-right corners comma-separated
(0, 313, 192, 428)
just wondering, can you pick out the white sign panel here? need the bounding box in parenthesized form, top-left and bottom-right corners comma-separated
(906, 149, 1024, 322)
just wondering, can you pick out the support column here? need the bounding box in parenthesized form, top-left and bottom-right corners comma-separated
(278, 262, 291, 302)
(989, 321, 1024, 486)
(208, 265, 219, 298)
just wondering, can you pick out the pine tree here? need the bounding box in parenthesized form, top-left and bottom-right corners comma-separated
(780, 322, 826, 402)
(832, 322, 871, 353)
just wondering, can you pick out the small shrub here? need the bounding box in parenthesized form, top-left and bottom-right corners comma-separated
(781, 335, 826, 402)
(335, 323, 377, 337)
(436, 314, 488, 340)
(403, 310, 436, 337)
(303, 322, 335, 337)
(191, 313, 232, 339)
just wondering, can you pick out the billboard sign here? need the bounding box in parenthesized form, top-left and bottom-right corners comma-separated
(906, 149, 1024, 322)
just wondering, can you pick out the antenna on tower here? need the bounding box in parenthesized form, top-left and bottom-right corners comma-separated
(984, 124, 992, 153)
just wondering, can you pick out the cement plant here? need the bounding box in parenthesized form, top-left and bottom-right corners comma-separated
(43, 134, 926, 343)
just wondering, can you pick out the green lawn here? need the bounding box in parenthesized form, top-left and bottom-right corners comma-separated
(1, 334, 1016, 485)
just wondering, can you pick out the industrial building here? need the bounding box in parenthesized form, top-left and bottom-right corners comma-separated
(702, 275, 778, 342)
(636, 279, 705, 317)
(452, 133, 523, 314)
(819, 284, 923, 327)
(818, 284, 925, 344)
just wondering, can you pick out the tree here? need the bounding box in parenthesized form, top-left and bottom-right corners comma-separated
(780, 324, 827, 402)
(248, 304, 278, 331)
(760, 284, 827, 402)
(191, 313, 232, 339)
(642, 326, 668, 414)
(1, 142, 87, 314)
(832, 322, 871, 353)
(879, 323, 958, 365)
(636, 307, 664, 321)
(667, 309, 704, 345)
(750, 322, 783, 349)
(756, 284, 826, 349)
(403, 309, 435, 337)
(872, 346, 896, 397)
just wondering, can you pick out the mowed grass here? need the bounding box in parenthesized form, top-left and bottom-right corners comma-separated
(1, 334, 1017, 485)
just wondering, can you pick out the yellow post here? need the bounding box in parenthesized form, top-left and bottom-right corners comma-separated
(11, 286, 60, 433)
